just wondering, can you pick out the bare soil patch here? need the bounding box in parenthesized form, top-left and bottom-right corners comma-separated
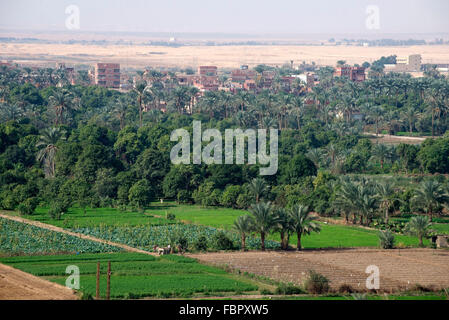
(2, 44, 449, 69)
(189, 249, 449, 292)
(0, 263, 77, 300)
(366, 133, 428, 145)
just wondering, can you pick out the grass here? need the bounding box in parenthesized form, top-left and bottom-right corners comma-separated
(0, 252, 261, 299)
(2, 203, 431, 249)
(146, 203, 247, 230)
(432, 224, 449, 234)
(267, 222, 429, 249)
(5, 207, 175, 228)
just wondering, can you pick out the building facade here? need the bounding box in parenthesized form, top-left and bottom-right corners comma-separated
(95, 63, 120, 88)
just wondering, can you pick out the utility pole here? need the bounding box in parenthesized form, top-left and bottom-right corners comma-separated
(106, 261, 111, 300)
(96, 261, 100, 299)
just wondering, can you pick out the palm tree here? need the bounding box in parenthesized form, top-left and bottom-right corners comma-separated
(288, 204, 321, 250)
(0, 103, 24, 122)
(326, 143, 338, 166)
(405, 216, 432, 247)
(401, 106, 420, 134)
(48, 89, 76, 125)
(358, 183, 379, 226)
(36, 127, 66, 178)
(114, 96, 130, 129)
(233, 215, 254, 251)
(248, 177, 269, 203)
(133, 81, 151, 127)
(365, 104, 384, 136)
(375, 181, 399, 224)
(274, 207, 292, 250)
(412, 180, 449, 222)
(335, 178, 360, 224)
(371, 143, 392, 169)
(306, 148, 322, 169)
(248, 202, 276, 251)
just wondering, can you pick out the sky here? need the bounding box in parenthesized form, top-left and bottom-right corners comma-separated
(0, 0, 448, 35)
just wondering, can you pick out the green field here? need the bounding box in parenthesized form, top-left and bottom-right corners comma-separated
(1, 202, 433, 249)
(268, 222, 430, 249)
(0, 217, 122, 255)
(8, 207, 174, 228)
(0, 252, 262, 299)
(5, 204, 246, 229)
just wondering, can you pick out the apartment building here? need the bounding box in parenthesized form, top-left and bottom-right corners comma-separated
(194, 66, 219, 92)
(231, 66, 256, 83)
(334, 66, 366, 82)
(385, 54, 422, 73)
(94, 63, 120, 88)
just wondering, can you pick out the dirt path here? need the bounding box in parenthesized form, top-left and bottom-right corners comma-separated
(0, 212, 157, 256)
(189, 249, 449, 292)
(365, 133, 429, 145)
(0, 263, 78, 300)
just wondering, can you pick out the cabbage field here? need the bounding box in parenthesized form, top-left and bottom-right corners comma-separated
(0, 217, 122, 255)
(72, 224, 281, 252)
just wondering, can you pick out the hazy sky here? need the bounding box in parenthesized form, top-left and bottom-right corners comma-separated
(0, 0, 448, 35)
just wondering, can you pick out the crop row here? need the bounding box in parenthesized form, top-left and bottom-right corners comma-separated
(0, 218, 122, 255)
(72, 224, 281, 251)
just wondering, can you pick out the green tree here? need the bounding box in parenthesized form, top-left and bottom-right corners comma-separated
(288, 204, 321, 250)
(412, 180, 449, 222)
(248, 201, 276, 251)
(405, 215, 432, 247)
(233, 215, 254, 251)
(248, 177, 269, 203)
(128, 179, 153, 210)
(36, 127, 66, 178)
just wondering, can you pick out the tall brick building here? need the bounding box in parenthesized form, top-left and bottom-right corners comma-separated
(95, 63, 120, 88)
(334, 66, 366, 82)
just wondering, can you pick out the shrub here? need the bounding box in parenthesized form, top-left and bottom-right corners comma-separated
(236, 192, 253, 209)
(378, 230, 395, 249)
(260, 289, 273, 295)
(303, 270, 330, 294)
(177, 235, 189, 252)
(221, 185, 242, 208)
(48, 198, 70, 220)
(212, 231, 234, 250)
(194, 235, 208, 251)
(17, 197, 38, 215)
(177, 190, 191, 204)
(337, 284, 354, 294)
(166, 212, 176, 220)
(275, 283, 303, 295)
(80, 292, 94, 300)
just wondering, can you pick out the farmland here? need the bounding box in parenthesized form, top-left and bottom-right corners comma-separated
(0, 252, 263, 299)
(0, 204, 437, 250)
(190, 249, 449, 292)
(0, 217, 122, 255)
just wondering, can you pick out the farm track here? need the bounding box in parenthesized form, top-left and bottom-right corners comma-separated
(189, 249, 449, 291)
(0, 263, 78, 300)
(0, 213, 158, 256)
